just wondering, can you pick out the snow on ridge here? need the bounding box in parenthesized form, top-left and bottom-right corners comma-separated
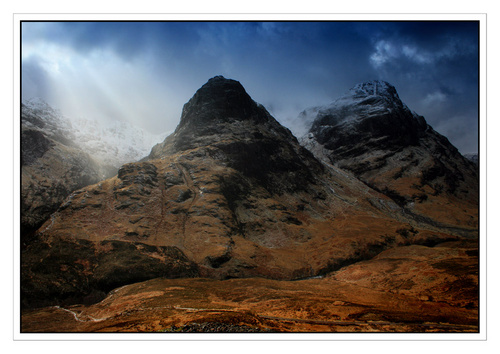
(70, 117, 169, 166)
(298, 80, 428, 138)
(23, 97, 67, 124)
(351, 80, 393, 96)
(22, 98, 169, 168)
(321, 80, 406, 115)
(23, 97, 54, 110)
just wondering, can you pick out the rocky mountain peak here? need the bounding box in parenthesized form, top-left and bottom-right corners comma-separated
(346, 81, 427, 127)
(351, 80, 396, 96)
(177, 76, 268, 131)
(306, 80, 428, 154)
(148, 76, 291, 157)
(300, 80, 478, 231)
(147, 76, 327, 195)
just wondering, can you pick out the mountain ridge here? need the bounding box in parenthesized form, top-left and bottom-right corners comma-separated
(23, 97, 169, 168)
(21, 98, 169, 241)
(300, 80, 478, 232)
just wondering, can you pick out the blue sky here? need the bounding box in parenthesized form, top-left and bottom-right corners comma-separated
(21, 21, 479, 153)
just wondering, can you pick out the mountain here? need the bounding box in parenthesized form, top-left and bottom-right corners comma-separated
(21, 101, 111, 240)
(21, 99, 167, 241)
(23, 98, 168, 169)
(21, 76, 463, 308)
(300, 80, 479, 234)
(464, 153, 478, 166)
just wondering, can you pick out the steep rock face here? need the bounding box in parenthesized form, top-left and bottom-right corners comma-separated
(305, 81, 428, 155)
(148, 75, 324, 194)
(300, 80, 479, 231)
(22, 76, 450, 308)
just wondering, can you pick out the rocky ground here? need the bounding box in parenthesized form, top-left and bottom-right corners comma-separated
(21, 240, 478, 333)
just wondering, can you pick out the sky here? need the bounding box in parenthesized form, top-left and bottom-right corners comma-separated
(21, 20, 480, 153)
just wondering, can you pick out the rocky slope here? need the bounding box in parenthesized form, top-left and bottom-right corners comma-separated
(21, 103, 112, 240)
(300, 80, 479, 234)
(21, 76, 464, 309)
(21, 99, 166, 242)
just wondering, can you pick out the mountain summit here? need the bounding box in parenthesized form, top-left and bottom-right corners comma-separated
(301, 80, 478, 232)
(149, 76, 293, 156)
(178, 75, 268, 128)
(148, 76, 324, 194)
(304, 80, 428, 157)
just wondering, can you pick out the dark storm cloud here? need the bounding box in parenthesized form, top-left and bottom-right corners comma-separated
(354, 21, 479, 153)
(23, 22, 151, 60)
(21, 20, 479, 153)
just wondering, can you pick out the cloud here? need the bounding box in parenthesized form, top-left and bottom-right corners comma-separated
(422, 91, 448, 106)
(367, 21, 478, 73)
(401, 45, 433, 64)
(20, 21, 479, 153)
(22, 56, 51, 100)
(370, 40, 399, 67)
(433, 114, 478, 154)
(370, 40, 441, 68)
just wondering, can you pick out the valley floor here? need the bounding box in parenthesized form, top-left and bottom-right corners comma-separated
(21, 241, 479, 334)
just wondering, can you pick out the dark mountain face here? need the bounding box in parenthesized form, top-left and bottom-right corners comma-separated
(148, 76, 325, 195)
(150, 76, 279, 154)
(21, 129, 54, 166)
(307, 81, 428, 157)
(24, 76, 452, 309)
(301, 80, 478, 231)
(177, 76, 270, 133)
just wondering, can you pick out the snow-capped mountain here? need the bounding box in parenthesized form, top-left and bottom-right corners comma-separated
(69, 118, 169, 168)
(300, 80, 428, 154)
(22, 97, 169, 169)
(21, 98, 170, 239)
(300, 80, 478, 232)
